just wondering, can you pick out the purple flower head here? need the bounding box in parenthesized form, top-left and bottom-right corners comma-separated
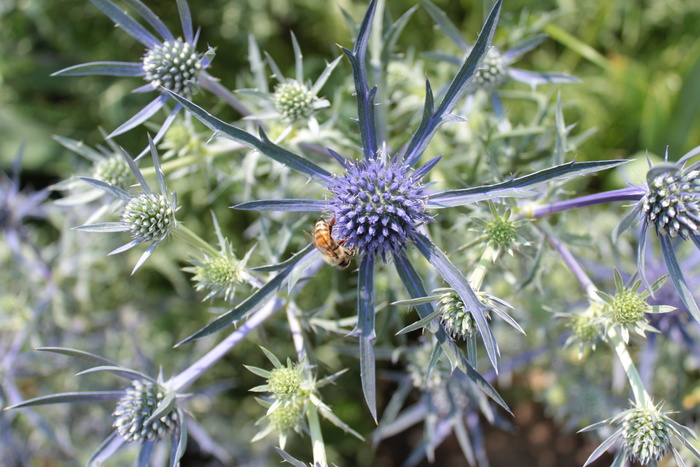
(327, 157, 432, 261)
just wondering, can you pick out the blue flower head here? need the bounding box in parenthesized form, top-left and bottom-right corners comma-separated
(327, 156, 432, 261)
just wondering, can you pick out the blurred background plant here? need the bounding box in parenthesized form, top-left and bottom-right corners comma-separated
(2, 0, 700, 466)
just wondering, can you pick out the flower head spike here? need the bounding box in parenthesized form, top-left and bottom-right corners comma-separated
(4, 347, 189, 466)
(582, 400, 700, 466)
(74, 136, 178, 274)
(327, 155, 433, 261)
(53, 0, 213, 140)
(616, 145, 700, 325)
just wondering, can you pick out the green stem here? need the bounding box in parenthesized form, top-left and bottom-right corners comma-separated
(469, 243, 497, 290)
(172, 224, 219, 257)
(606, 325, 651, 407)
(141, 155, 198, 178)
(307, 403, 327, 466)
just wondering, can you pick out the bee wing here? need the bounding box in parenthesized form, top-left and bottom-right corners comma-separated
(303, 230, 317, 248)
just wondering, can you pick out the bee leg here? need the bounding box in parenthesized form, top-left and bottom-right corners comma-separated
(328, 215, 337, 227)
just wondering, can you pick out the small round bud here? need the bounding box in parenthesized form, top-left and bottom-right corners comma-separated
(571, 312, 600, 344)
(188, 252, 246, 302)
(142, 39, 202, 97)
(92, 155, 132, 190)
(273, 80, 318, 122)
(121, 193, 175, 243)
(268, 399, 305, 432)
(621, 406, 672, 465)
(486, 216, 517, 250)
(113, 380, 178, 442)
(438, 290, 478, 340)
(268, 366, 303, 399)
(610, 290, 647, 325)
(474, 48, 507, 92)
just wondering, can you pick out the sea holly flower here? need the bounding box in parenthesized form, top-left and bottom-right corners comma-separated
(582, 400, 700, 466)
(596, 269, 674, 344)
(74, 136, 178, 274)
(53, 0, 215, 142)
(525, 144, 700, 329)
(166, 0, 624, 420)
(245, 347, 361, 449)
(182, 212, 255, 303)
(4, 347, 188, 466)
(51, 134, 136, 208)
(237, 33, 342, 142)
(418, 0, 579, 113)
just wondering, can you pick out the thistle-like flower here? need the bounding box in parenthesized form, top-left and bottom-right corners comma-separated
(52, 134, 137, 210)
(4, 348, 188, 465)
(582, 401, 700, 466)
(167, 0, 624, 420)
(74, 136, 178, 274)
(53, 0, 213, 140)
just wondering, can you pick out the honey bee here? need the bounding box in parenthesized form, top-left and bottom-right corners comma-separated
(304, 216, 355, 269)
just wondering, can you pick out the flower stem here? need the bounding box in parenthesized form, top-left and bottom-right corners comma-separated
(522, 187, 645, 219)
(606, 325, 651, 406)
(172, 224, 219, 257)
(169, 298, 283, 391)
(537, 223, 652, 406)
(307, 403, 327, 467)
(469, 243, 497, 290)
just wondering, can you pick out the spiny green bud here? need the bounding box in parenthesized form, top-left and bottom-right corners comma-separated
(268, 399, 305, 432)
(474, 48, 507, 92)
(92, 155, 132, 190)
(407, 342, 448, 390)
(268, 366, 303, 399)
(621, 406, 672, 465)
(113, 380, 178, 442)
(274, 80, 317, 122)
(610, 290, 648, 325)
(188, 252, 246, 302)
(486, 216, 517, 250)
(571, 312, 600, 344)
(143, 38, 202, 97)
(439, 289, 478, 340)
(122, 193, 175, 243)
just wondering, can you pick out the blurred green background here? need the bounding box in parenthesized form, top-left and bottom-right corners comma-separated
(2, 0, 700, 180)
